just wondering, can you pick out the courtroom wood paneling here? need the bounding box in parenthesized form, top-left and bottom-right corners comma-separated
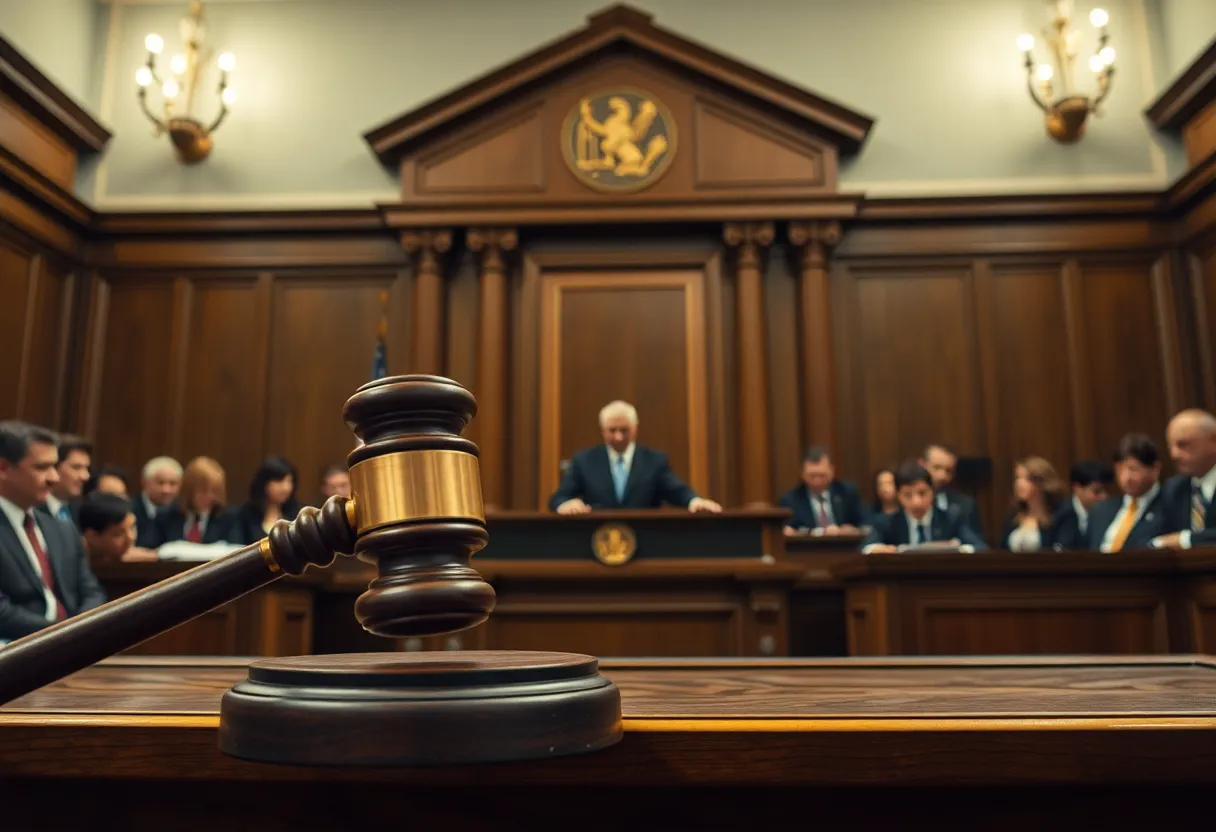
(177, 276, 269, 494)
(265, 272, 409, 499)
(764, 245, 803, 495)
(0, 239, 73, 426)
(0, 91, 76, 191)
(1075, 259, 1171, 458)
(534, 253, 712, 507)
(87, 278, 177, 468)
(833, 263, 983, 488)
(975, 261, 1075, 520)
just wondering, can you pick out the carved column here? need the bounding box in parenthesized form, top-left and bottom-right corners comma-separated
(724, 221, 775, 508)
(401, 229, 452, 375)
(466, 227, 518, 511)
(788, 221, 842, 456)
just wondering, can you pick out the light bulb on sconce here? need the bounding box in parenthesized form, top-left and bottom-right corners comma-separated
(1014, 0, 1117, 143)
(133, 0, 238, 164)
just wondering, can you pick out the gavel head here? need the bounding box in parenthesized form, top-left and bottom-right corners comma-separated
(338, 374, 495, 638)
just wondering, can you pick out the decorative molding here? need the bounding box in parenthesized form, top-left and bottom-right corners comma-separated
(362, 2, 874, 168)
(1146, 39, 1216, 131)
(1164, 148, 1216, 214)
(93, 208, 385, 235)
(0, 35, 112, 152)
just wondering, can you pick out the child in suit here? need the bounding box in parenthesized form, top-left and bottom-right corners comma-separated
(861, 462, 988, 553)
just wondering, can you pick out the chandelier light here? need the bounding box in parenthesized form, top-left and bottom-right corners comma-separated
(1017, 0, 1114, 143)
(135, 0, 236, 164)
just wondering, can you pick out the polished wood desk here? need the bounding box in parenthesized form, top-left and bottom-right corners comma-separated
(2, 655, 1214, 828)
(836, 550, 1216, 656)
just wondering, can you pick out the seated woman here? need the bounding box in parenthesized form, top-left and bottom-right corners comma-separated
(151, 456, 234, 546)
(1001, 456, 1066, 551)
(870, 467, 898, 518)
(230, 456, 302, 545)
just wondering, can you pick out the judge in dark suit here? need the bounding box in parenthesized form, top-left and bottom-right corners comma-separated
(777, 446, 869, 536)
(861, 461, 988, 552)
(919, 443, 985, 543)
(1154, 409, 1216, 550)
(1085, 433, 1167, 552)
(1049, 460, 1114, 550)
(548, 400, 722, 515)
(0, 421, 106, 643)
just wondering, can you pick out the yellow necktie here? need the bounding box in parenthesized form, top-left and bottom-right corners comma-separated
(1109, 498, 1138, 552)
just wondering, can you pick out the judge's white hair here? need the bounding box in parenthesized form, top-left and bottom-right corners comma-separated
(599, 400, 638, 428)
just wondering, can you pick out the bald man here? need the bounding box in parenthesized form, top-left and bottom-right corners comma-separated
(1154, 409, 1216, 550)
(548, 400, 722, 515)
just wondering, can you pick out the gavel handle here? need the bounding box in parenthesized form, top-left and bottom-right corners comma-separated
(0, 543, 282, 705)
(0, 498, 355, 706)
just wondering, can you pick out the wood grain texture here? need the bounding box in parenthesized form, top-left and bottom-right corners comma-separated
(5, 656, 1216, 795)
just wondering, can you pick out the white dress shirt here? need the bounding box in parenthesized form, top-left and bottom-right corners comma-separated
(1007, 521, 1042, 552)
(1072, 495, 1089, 535)
(906, 508, 934, 545)
(808, 491, 836, 526)
(142, 493, 159, 520)
(607, 442, 636, 474)
(0, 496, 57, 623)
(1101, 482, 1160, 552)
(1171, 464, 1216, 550)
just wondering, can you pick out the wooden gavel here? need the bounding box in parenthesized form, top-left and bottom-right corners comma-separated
(0, 374, 497, 705)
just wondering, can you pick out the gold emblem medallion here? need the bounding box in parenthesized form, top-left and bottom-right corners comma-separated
(562, 88, 677, 193)
(591, 522, 638, 566)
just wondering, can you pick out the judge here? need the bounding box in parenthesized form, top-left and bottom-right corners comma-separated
(548, 400, 722, 515)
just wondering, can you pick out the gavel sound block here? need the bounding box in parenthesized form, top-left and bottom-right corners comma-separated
(0, 375, 623, 766)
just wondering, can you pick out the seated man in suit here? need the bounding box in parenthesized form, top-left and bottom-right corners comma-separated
(777, 446, 869, 536)
(1049, 460, 1114, 550)
(549, 400, 722, 515)
(133, 456, 181, 548)
(79, 493, 158, 565)
(1086, 433, 1166, 552)
(919, 443, 985, 542)
(1153, 409, 1216, 550)
(0, 421, 106, 643)
(43, 434, 91, 527)
(861, 461, 987, 553)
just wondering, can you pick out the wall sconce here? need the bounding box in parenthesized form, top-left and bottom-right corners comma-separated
(135, 0, 236, 164)
(1017, 0, 1115, 143)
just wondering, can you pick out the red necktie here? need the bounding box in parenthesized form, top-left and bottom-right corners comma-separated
(23, 513, 66, 621)
(186, 516, 202, 543)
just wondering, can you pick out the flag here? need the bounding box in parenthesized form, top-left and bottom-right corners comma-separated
(372, 291, 388, 380)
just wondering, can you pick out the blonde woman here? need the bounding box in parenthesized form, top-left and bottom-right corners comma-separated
(1002, 457, 1066, 551)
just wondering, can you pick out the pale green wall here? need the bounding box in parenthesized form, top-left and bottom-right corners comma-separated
(0, 0, 102, 108)
(1154, 0, 1216, 82)
(2, 0, 1202, 206)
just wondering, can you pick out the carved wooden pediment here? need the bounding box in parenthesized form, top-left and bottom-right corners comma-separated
(366, 4, 874, 226)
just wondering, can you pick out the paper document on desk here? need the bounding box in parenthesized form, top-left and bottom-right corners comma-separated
(896, 542, 975, 554)
(156, 541, 243, 561)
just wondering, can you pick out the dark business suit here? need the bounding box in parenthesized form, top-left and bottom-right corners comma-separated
(1048, 501, 1088, 550)
(778, 480, 869, 531)
(548, 445, 697, 511)
(151, 505, 237, 547)
(131, 495, 162, 549)
(1084, 491, 1167, 551)
(1159, 474, 1216, 546)
(0, 508, 106, 641)
(861, 509, 988, 550)
(937, 490, 984, 541)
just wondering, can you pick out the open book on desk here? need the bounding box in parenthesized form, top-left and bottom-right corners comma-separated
(155, 541, 244, 562)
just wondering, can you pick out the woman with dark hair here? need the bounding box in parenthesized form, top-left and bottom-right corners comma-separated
(230, 456, 302, 545)
(871, 467, 898, 517)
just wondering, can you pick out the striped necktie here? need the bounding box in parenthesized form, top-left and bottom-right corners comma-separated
(1194, 482, 1210, 532)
